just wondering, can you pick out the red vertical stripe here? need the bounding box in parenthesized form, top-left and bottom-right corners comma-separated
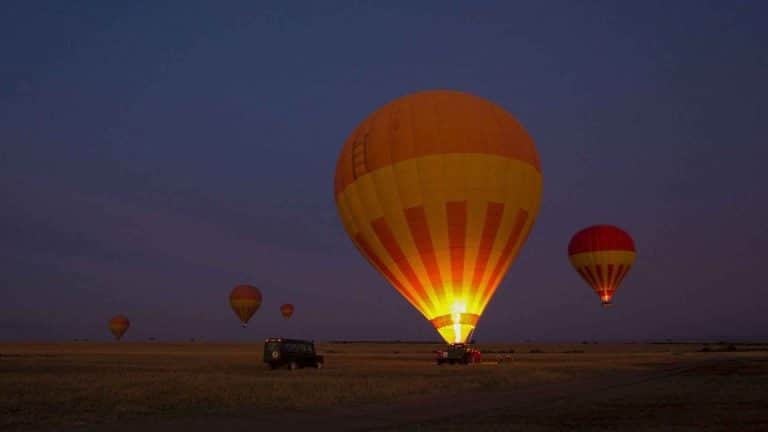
(371, 217, 433, 311)
(486, 209, 529, 292)
(594, 265, 605, 290)
(606, 264, 614, 289)
(404, 205, 444, 300)
(614, 264, 632, 289)
(583, 266, 599, 289)
(477, 209, 529, 309)
(354, 233, 419, 307)
(471, 202, 505, 291)
(576, 267, 594, 286)
(446, 201, 468, 293)
(612, 264, 624, 288)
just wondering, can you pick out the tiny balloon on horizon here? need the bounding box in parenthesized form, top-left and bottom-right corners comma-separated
(109, 315, 130, 341)
(280, 303, 294, 319)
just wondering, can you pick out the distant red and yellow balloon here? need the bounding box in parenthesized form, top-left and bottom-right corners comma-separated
(568, 225, 636, 306)
(229, 285, 262, 327)
(334, 90, 543, 343)
(108, 315, 130, 341)
(280, 304, 294, 319)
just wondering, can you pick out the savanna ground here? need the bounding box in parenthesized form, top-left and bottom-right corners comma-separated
(1, 342, 767, 431)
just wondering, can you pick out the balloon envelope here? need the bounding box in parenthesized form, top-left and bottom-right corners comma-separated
(280, 303, 294, 319)
(568, 225, 636, 306)
(109, 315, 130, 340)
(335, 90, 543, 343)
(229, 285, 262, 327)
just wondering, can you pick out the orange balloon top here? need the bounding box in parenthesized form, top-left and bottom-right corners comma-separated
(229, 284, 262, 301)
(109, 315, 129, 326)
(334, 90, 541, 196)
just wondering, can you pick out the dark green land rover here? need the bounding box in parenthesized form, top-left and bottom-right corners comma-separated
(263, 337, 324, 370)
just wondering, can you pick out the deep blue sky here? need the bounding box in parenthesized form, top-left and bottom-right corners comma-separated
(2, 1, 767, 342)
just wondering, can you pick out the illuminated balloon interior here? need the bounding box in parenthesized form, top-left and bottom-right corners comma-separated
(335, 90, 542, 343)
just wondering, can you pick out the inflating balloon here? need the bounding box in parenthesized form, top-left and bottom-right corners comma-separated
(229, 285, 262, 327)
(109, 315, 130, 341)
(568, 225, 636, 307)
(334, 90, 543, 343)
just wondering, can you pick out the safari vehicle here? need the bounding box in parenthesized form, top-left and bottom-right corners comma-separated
(435, 343, 481, 365)
(263, 337, 324, 370)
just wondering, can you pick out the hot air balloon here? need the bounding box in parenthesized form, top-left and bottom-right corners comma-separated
(280, 304, 294, 319)
(109, 315, 130, 341)
(229, 284, 262, 327)
(334, 90, 543, 344)
(568, 225, 636, 307)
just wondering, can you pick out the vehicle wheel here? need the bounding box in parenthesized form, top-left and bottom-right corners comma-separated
(316, 361, 323, 369)
(289, 361, 298, 370)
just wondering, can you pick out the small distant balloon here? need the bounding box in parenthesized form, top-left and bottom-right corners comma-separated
(280, 303, 294, 319)
(109, 315, 130, 341)
(229, 284, 262, 327)
(568, 225, 636, 307)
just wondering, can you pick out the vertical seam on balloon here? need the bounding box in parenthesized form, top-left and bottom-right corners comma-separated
(594, 265, 605, 291)
(354, 233, 420, 309)
(396, 102, 440, 316)
(371, 217, 435, 314)
(407, 104, 439, 310)
(606, 263, 614, 289)
(582, 266, 598, 291)
(487, 208, 528, 288)
(480, 208, 528, 309)
(612, 264, 623, 289)
(614, 262, 632, 291)
(576, 267, 593, 286)
(346, 175, 417, 313)
(446, 201, 467, 307)
(426, 92, 451, 305)
(404, 205, 445, 304)
(362, 110, 420, 313)
(471, 201, 505, 296)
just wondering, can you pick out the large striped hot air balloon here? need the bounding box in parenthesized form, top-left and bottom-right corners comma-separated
(335, 90, 543, 344)
(229, 285, 262, 327)
(568, 225, 636, 307)
(280, 304, 294, 319)
(109, 315, 130, 341)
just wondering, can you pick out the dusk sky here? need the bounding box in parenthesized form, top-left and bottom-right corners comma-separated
(2, 1, 766, 343)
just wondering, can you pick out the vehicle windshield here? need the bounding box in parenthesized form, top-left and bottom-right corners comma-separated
(266, 342, 280, 352)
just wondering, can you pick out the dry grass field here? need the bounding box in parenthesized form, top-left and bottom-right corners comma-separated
(1, 342, 767, 431)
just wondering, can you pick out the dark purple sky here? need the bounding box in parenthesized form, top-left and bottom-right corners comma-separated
(2, 1, 767, 343)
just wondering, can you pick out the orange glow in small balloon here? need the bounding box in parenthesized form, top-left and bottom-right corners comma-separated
(109, 315, 130, 341)
(568, 225, 636, 307)
(280, 304, 294, 319)
(229, 285, 262, 327)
